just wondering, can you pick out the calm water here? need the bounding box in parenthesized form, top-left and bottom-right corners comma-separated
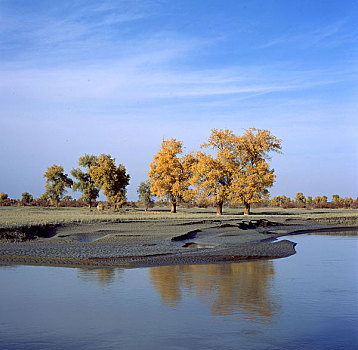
(0, 233, 357, 350)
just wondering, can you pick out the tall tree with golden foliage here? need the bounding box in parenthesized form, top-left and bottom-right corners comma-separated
(192, 128, 281, 215)
(229, 128, 282, 214)
(90, 154, 130, 209)
(148, 139, 195, 213)
(191, 129, 237, 215)
(42, 164, 73, 207)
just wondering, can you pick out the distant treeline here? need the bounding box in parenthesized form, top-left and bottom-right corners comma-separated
(268, 193, 358, 209)
(0, 192, 357, 210)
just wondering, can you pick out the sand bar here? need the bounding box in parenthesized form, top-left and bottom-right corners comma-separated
(0, 208, 357, 268)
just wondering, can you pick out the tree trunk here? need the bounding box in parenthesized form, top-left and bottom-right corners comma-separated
(216, 202, 223, 215)
(171, 202, 177, 213)
(244, 202, 250, 215)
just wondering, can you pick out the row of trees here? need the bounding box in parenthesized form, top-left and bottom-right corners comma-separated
(270, 193, 358, 209)
(40, 154, 130, 208)
(1, 190, 357, 210)
(2, 128, 356, 214)
(148, 128, 282, 214)
(5, 127, 277, 214)
(0, 192, 34, 205)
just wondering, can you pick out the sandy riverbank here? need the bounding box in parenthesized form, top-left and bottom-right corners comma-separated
(0, 209, 357, 268)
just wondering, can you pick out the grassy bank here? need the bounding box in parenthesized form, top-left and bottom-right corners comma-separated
(1, 206, 357, 229)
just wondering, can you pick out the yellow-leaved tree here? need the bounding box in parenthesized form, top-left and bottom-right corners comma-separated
(148, 138, 195, 213)
(191, 129, 238, 215)
(192, 128, 281, 215)
(229, 128, 282, 215)
(90, 154, 130, 209)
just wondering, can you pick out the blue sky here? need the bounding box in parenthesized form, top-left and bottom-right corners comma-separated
(0, 0, 357, 201)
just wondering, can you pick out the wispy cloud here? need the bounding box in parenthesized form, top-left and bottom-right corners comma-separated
(1, 59, 354, 121)
(0, 1, 356, 124)
(0, 0, 154, 65)
(257, 20, 357, 50)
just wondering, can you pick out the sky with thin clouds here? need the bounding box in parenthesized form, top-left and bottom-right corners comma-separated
(0, 0, 357, 201)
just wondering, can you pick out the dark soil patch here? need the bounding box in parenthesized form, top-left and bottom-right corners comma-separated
(238, 219, 284, 230)
(1, 225, 59, 241)
(0, 228, 32, 242)
(171, 229, 201, 241)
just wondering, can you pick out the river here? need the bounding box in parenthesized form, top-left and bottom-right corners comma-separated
(0, 232, 357, 350)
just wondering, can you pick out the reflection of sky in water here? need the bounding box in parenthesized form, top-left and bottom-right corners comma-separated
(0, 233, 357, 350)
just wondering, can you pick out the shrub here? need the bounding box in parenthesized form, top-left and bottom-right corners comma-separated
(0, 192, 8, 201)
(21, 192, 34, 205)
(282, 202, 296, 209)
(0, 198, 11, 206)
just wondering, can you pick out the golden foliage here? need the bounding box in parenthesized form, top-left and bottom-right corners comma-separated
(271, 195, 291, 207)
(0, 192, 8, 201)
(148, 139, 196, 212)
(191, 128, 282, 214)
(191, 151, 232, 207)
(229, 128, 281, 209)
(229, 160, 276, 206)
(191, 129, 237, 214)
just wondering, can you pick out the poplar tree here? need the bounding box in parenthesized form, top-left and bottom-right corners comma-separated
(148, 139, 195, 213)
(229, 128, 282, 215)
(0, 193, 8, 201)
(295, 192, 306, 207)
(42, 165, 73, 207)
(21, 192, 33, 204)
(137, 180, 155, 211)
(71, 154, 100, 208)
(270, 196, 281, 207)
(90, 154, 130, 209)
(332, 194, 342, 205)
(192, 128, 281, 215)
(191, 129, 236, 215)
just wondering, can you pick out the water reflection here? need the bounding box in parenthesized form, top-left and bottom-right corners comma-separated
(311, 230, 358, 236)
(77, 267, 123, 285)
(149, 260, 279, 320)
(0, 234, 356, 350)
(0, 264, 19, 270)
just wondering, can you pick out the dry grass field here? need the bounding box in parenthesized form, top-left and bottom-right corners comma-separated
(1, 206, 357, 229)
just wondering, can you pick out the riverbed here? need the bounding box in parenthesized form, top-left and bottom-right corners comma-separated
(0, 232, 357, 350)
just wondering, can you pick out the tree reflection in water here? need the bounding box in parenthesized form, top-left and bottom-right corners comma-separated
(77, 267, 122, 285)
(149, 261, 280, 320)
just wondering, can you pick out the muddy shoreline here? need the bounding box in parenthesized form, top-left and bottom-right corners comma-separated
(0, 213, 357, 268)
